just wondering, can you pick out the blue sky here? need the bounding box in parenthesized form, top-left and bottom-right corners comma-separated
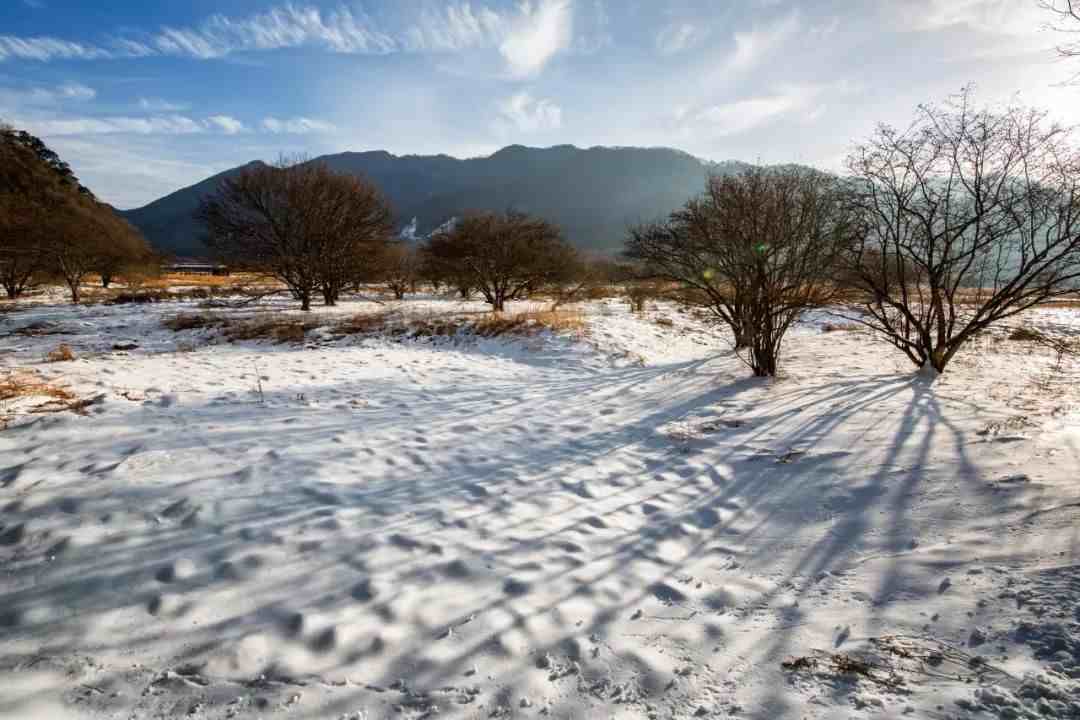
(1, 0, 1077, 208)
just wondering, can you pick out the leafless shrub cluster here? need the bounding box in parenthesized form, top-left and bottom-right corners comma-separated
(198, 156, 394, 311)
(627, 166, 856, 376)
(422, 211, 578, 311)
(838, 87, 1080, 375)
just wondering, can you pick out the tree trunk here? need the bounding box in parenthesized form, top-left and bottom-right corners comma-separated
(101, 274, 112, 289)
(68, 280, 80, 304)
(299, 290, 312, 311)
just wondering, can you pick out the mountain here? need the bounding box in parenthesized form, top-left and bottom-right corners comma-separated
(120, 145, 749, 257)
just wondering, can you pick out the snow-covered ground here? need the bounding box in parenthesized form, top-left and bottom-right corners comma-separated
(1, 293, 1078, 720)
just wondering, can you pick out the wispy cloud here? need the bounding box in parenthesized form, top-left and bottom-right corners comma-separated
(139, 97, 189, 112)
(261, 116, 336, 134)
(680, 85, 820, 137)
(25, 115, 208, 136)
(656, 23, 708, 56)
(494, 91, 563, 133)
(724, 11, 801, 74)
(0, 35, 109, 61)
(15, 83, 97, 104)
(207, 115, 245, 134)
(0, 1, 577, 77)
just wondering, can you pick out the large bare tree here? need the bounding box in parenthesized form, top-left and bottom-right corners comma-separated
(841, 88, 1080, 375)
(626, 166, 855, 377)
(423, 211, 577, 312)
(197, 158, 393, 310)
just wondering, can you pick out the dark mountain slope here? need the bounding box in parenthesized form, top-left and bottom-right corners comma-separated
(121, 145, 747, 256)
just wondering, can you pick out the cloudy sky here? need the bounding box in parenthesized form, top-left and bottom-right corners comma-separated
(1, 0, 1077, 209)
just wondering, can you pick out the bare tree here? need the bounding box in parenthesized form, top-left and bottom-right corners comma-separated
(378, 242, 420, 300)
(626, 166, 855, 376)
(423, 211, 577, 311)
(1040, 1, 1080, 57)
(841, 88, 1080, 375)
(197, 157, 393, 310)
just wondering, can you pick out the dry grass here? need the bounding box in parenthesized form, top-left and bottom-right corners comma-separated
(822, 322, 862, 333)
(0, 369, 83, 428)
(45, 343, 76, 362)
(222, 315, 320, 343)
(333, 309, 585, 339)
(0, 369, 76, 403)
(163, 313, 225, 332)
(1007, 326, 1049, 343)
(141, 272, 278, 290)
(164, 311, 318, 343)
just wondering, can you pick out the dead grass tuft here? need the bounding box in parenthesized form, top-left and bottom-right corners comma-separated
(0, 369, 76, 403)
(1007, 326, 1048, 343)
(333, 309, 584, 340)
(163, 313, 225, 332)
(822, 322, 862, 333)
(45, 343, 76, 362)
(472, 310, 584, 337)
(222, 316, 319, 343)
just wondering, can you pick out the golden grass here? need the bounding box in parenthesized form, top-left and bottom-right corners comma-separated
(0, 369, 76, 403)
(332, 309, 585, 339)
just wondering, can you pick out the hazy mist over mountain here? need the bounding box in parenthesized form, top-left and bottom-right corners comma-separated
(121, 144, 749, 256)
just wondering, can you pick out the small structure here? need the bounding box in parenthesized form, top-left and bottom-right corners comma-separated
(164, 259, 230, 276)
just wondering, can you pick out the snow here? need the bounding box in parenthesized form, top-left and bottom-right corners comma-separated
(0, 293, 1078, 719)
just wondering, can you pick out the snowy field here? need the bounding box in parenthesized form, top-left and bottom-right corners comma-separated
(1, 292, 1079, 720)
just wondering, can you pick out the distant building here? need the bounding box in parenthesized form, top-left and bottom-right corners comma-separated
(164, 258, 230, 276)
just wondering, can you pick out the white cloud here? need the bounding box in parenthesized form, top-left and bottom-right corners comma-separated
(17, 113, 256, 137)
(0, 35, 109, 61)
(405, 3, 506, 51)
(139, 97, 189, 112)
(495, 91, 563, 133)
(149, 4, 396, 59)
(656, 23, 708, 56)
(207, 115, 244, 134)
(16, 83, 97, 104)
(25, 115, 207, 136)
(1, 2, 580, 78)
(724, 12, 800, 73)
(499, 0, 573, 77)
(261, 116, 336, 134)
(686, 85, 819, 137)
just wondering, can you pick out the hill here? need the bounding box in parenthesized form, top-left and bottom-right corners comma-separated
(120, 145, 748, 256)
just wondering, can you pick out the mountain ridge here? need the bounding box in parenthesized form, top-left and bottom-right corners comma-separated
(120, 144, 749, 257)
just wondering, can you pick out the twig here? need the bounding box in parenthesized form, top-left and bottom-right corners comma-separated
(252, 360, 265, 404)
